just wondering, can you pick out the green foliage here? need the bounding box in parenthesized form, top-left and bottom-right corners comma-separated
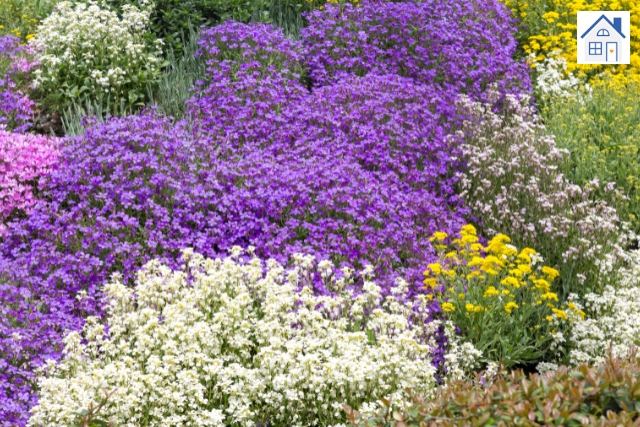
(145, 24, 206, 120)
(345, 352, 640, 427)
(542, 78, 640, 234)
(103, 0, 269, 55)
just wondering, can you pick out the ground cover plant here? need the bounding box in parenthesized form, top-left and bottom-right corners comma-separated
(345, 352, 640, 426)
(3, 0, 640, 424)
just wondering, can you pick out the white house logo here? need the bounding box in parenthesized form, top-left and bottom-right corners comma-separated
(577, 11, 630, 64)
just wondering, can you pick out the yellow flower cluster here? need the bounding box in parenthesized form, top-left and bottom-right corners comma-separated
(425, 224, 585, 321)
(425, 225, 589, 366)
(0, 0, 44, 40)
(501, 0, 640, 87)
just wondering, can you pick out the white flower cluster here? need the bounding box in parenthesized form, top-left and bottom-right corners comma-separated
(30, 1, 162, 104)
(442, 322, 483, 381)
(450, 91, 626, 287)
(568, 248, 640, 366)
(29, 249, 444, 427)
(530, 51, 592, 103)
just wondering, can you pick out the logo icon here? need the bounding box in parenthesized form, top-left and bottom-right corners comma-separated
(577, 11, 630, 64)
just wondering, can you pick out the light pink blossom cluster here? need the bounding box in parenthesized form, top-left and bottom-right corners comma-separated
(450, 90, 627, 294)
(0, 130, 59, 236)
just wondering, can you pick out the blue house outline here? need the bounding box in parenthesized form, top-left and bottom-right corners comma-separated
(580, 14, 626, 39)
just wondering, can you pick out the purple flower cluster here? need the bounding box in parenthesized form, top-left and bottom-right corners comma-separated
(0, 36, 36, 133)
(0, 131, 59, 237)
(302, 0, 532, 100)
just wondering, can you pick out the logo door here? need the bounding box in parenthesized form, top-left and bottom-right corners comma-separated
(606, 42, 618, 62)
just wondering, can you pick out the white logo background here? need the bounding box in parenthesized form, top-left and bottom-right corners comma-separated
(577, 11, 630, 65)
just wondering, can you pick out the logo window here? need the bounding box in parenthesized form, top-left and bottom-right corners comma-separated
(589, 42, 603, 55)
(597, 28, 610, 36)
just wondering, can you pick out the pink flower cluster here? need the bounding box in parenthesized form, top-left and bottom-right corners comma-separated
(0, 131, 59, 236)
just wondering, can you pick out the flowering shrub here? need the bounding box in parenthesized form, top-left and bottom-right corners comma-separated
(28, 248, 441, 427)
(427, 224, 579, 368)
(302, 0, 532, 100)
(568, 248, 640, 366)
(0, 35, 37, 132)
(29, 1, 164, 111)
(451, 90, 626, 296)
(0, 130, 59, 237)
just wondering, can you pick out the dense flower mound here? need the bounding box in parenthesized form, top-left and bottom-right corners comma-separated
(0, 131, 59, 237)
(28, 249, 442, 427)
(450, 90, 625, 297)
(189, 70, 469, 291)
(196, 21, 306, 79)
(302, 0, 532, 100)
(0, 36, 37, 132)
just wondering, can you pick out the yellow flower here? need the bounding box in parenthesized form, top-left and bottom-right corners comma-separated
(466, 270, 484, 280)
(516, 264, 532, 275)
(461, 234, 479, 245)
(483, 286, 499, 298)
(430, 231, 448, 242)
(541, 292, 558, 302)
(442, 302, 455, 312)
(541, 266, 560, 281)
(504, 301, 519, 314)
(427, 263, 444, 275)
(501, 289, 511, 296)
(427, 294, 434, 301)
(466, 303, 485, 313)
(458, 293, 465, 300)
(460, 224, 477, 236)
(500, 276, 521, 288)
(551, 308, 568, 320)
(533, 279, 551, 292)
(517, 248, 536, 264)
(25, 33, 35, 40)
(484, 234, 511, 254)
(423, 278, 438, 289)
